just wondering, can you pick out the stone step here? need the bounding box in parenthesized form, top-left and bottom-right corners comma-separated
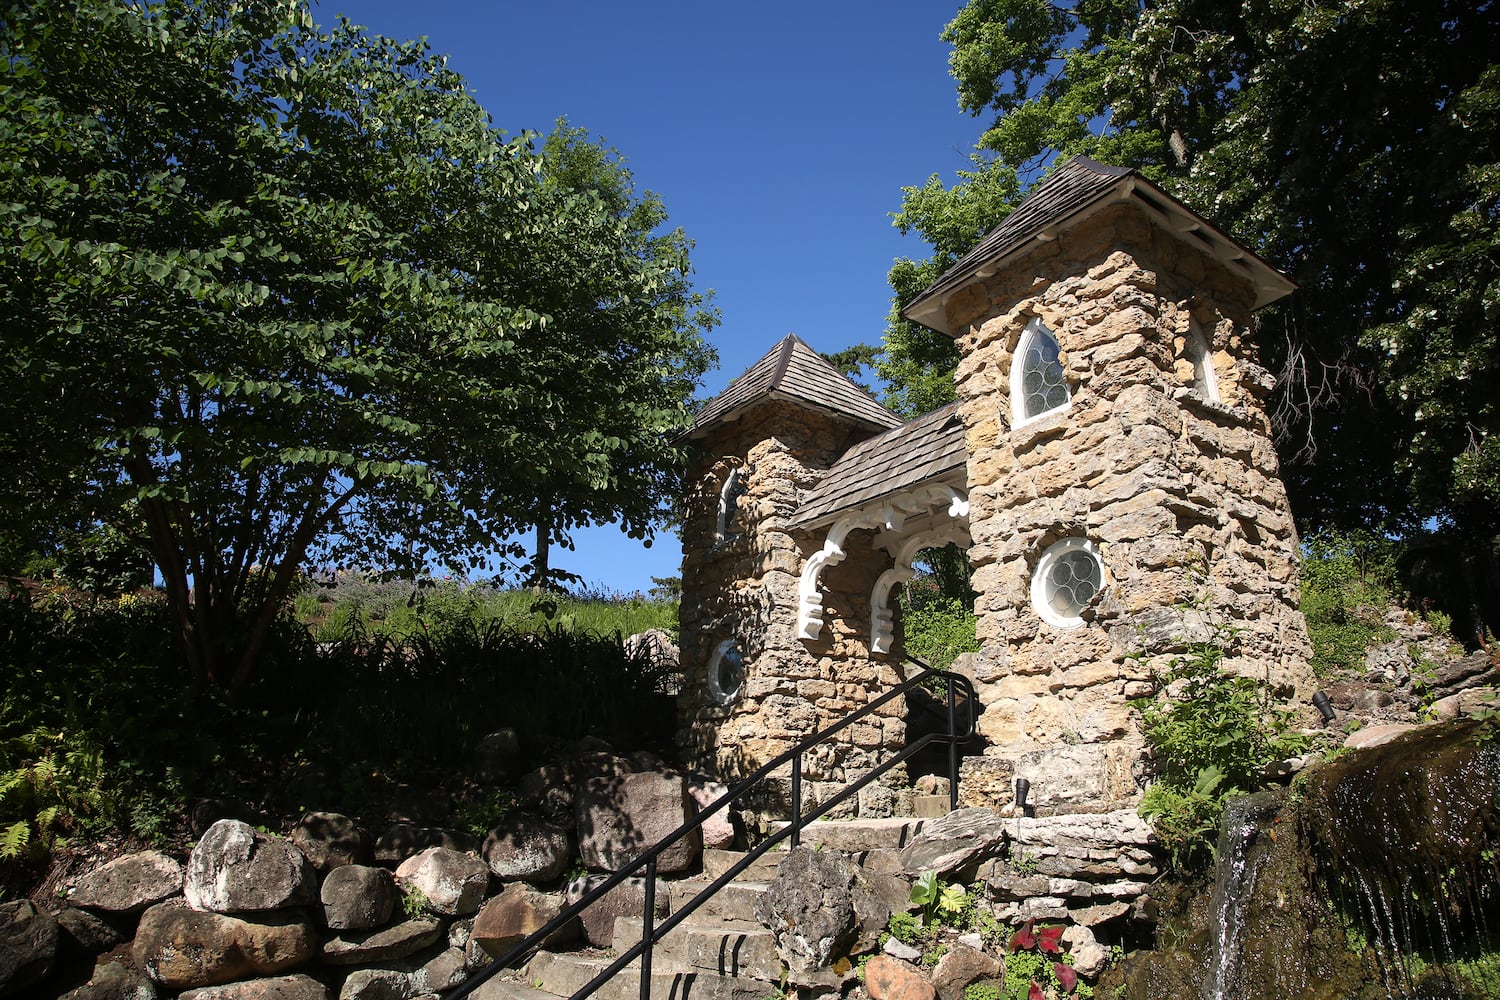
(666, 879, 767, 923)
(464, 975, 560, 1000)
(524, 950, 777, 1000)
(770, 817, 926, 853)
(701, 849, 782, 882)
(611, 915, 783, 981)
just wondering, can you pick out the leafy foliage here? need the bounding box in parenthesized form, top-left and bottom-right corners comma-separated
(1299, 531, 1402, 677)
(0, 1, 715, 688)
(1004, 919, 1087, 1000)
(1132, 620, 1308, 869)
(901, 570, 980, 669)
(880, 0, 1500, 542)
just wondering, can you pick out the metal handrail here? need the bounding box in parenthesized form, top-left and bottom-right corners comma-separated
(443, 657, 977, 1000)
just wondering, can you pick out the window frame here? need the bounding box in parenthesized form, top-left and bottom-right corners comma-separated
(1030, 537, 1105, 630)
(1010, 316, 1072, 429)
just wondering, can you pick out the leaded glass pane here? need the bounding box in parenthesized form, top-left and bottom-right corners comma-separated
(1044, 550, 1102, 618)
(1019, 326, 1069, 419)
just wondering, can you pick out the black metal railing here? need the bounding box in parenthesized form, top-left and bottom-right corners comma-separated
(444, 658, 977, 1000)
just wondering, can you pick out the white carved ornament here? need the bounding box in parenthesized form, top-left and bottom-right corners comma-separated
(796, 483, 970, 644)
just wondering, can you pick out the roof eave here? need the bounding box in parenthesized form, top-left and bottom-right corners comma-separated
(901, 175, 1296, 337)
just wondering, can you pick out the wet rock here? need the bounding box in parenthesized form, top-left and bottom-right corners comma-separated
(184, 820, 317, 914)
(394, 848, 487, 918)
(290, 812, 371, 873)
(70, 852, 184, 914)
(132, 902, 315, 989)
(0, 900, 60, 997)
(481, 811, 572, 884)
(1343, 723, 1417, 749)
(320, 865, 395, 931)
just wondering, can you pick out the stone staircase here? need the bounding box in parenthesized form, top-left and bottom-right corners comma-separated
(467, 818, 928, 1000)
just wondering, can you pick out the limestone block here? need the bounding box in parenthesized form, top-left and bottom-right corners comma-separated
(69, 851, 184, 914)
(394, 848, 488, 917)
(184, 820, 317, 914)
(133, 902, 315, 989)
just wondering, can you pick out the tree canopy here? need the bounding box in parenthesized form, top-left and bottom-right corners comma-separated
(0, 0, 716, 687)
(879, 0, 1500, 538)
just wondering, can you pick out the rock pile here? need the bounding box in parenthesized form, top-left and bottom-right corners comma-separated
(7, 751, 735, 1000)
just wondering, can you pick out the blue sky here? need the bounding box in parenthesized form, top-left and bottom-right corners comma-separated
(328, 1, 981, 593)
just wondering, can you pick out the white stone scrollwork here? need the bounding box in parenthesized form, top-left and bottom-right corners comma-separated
(869, 521, 970, 655)
(796, 483, 971, 643)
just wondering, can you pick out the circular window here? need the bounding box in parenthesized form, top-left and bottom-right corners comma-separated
(706, 639, 745, 705)
(1030, 538, 1104, 629)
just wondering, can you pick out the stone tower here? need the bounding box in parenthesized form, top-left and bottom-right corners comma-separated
(677, 335, 915, 812)
(902, 156, 1316, 814)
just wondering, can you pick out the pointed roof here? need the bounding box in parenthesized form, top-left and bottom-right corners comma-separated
(903, 156, 1296, 336)
(791, 401, 967, 529)
(689, 334, 903, 438)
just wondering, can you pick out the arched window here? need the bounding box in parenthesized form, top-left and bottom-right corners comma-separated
(1186, 321, 1220, 401)
(1011, 317, 1070, 426)
(1030, 537, 1104, 629)
(706, 638, 745, 705)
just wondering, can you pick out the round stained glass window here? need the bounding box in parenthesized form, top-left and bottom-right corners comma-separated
(707, 639, 745, 705)
(1030, 538, 1104, 629)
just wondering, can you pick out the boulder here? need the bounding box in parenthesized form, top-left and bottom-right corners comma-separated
(1062, 923, 1109, 978)
(565, 875, 669, 948)
(754, 846, 889, 980)
(320, 918, 445, 966)
(481, 811, 572, 884)
(320, 865, 395, 931)
(132, 902, 315, 989)
(930, 943, 1001, 1000)
(184, 820, 317, 914)
(898, 808, 1008, 879)
(59, 957, 158, 1000)
(55, 906, 131, 954)
(517, 766, 573, 826)
(290, 813, 371, 873)
(470, 884, 577, 957)
(334, 944, 467, 1000)
(178, 973, 329, 999)
(70, 851, 184, 914)
(864, 955, 936, 1000)
(394, 848, 488, 917)
(372, 826, 477, 866)
(686, 774, 736, 850)
(575, 770, 699, 873)
(335, 969, 410, 1000)
(0, 900, 60, 997)
(473, 728, 521, 785)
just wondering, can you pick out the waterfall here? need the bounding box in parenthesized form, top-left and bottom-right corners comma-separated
(1202, 791, 1281, 1000)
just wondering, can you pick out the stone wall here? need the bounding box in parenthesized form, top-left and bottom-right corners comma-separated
(942, 203, 1316, 814)
(679, 403, 907, 809)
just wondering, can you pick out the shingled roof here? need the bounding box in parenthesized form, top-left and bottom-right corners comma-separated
(903, 156, 1295, 336)
(791, 402, 967, 529)
(689, 334, 902, 438)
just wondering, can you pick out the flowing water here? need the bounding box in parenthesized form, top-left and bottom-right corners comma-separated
(1109, 720, 1500, 1000)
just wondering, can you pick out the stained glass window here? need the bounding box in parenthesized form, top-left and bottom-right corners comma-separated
(1013, 318, 1070, 424)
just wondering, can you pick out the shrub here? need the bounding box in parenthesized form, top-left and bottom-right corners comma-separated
(1300, 530, 1401, 676)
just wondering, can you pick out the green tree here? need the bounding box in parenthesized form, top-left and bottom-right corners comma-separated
(0, 0, 715, 688)
(885, 0, 1500, 537)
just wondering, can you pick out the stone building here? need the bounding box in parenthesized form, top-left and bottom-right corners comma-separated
(678, 157, 1316, 818)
